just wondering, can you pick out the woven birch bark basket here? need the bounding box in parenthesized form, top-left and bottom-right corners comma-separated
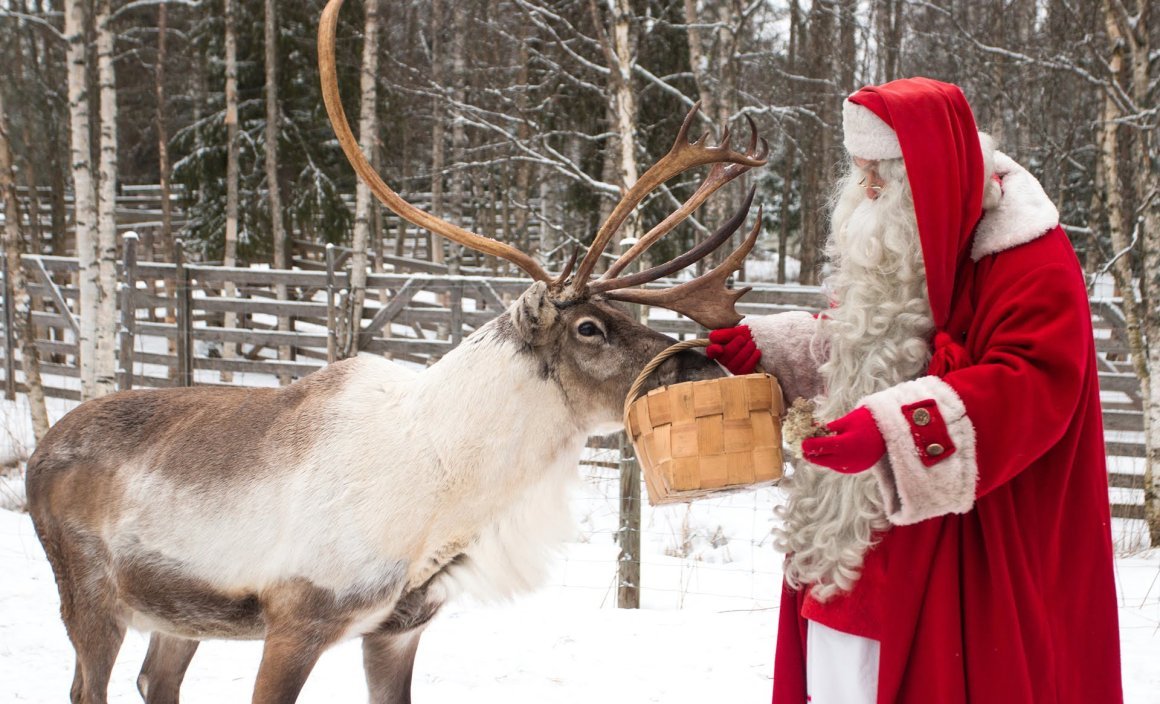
(623, 339, 786, 506)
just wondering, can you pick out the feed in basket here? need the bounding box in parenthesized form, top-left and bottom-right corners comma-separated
(782, 397, 833, 458)
(623, 339, 785, 505)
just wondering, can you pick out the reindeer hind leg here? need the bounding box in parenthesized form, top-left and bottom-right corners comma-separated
(137, 633, 200, 704)
(45, 529, 127, 704)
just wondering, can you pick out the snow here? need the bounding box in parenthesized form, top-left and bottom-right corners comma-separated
(0, 388, 1157, 702)
(0, 506, 777, 703)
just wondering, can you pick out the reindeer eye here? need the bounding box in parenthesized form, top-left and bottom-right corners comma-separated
(577, 321, 602, 337)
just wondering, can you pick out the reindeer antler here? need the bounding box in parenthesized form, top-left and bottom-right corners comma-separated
(319, 0, 551, 282)
(571, 105, 767, 329)
(604, 206, 762, 330)
(567, 104, 768, 297)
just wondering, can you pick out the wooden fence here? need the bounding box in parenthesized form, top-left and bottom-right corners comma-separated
(7, 184, 547, 268)
(0, 241, 1148, 520)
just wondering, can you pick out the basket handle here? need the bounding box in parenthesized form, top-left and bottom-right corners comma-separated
(623, 338, 710, 421)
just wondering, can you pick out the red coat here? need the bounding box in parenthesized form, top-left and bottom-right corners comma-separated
(753, 158, 1123, 703)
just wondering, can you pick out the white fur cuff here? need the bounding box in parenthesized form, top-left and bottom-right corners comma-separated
(842, 101, 902, 160)
(743, 312, 826, 403)
(860, 376, 978, 525)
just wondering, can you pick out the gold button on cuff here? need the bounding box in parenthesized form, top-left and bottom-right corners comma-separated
(912, 408, 931, 426)
(926, 443, 945, 457)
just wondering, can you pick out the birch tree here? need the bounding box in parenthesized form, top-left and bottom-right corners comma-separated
(94, 0, 118, 397)
(1102, 0, 1160, 543)
(0, 87, 49, 441)
(595, 0, 641, 247)
(65, 0, 101, 399)
(340, 0, 380, 358)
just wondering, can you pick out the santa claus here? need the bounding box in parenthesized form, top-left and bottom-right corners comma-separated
(708, 78, 1123, 703)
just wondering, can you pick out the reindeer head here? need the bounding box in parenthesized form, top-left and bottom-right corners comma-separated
(319, 0, 769, 428)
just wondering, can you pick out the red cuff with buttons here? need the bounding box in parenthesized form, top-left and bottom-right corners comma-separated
(859, 376, 978, 526)
(900, 399, 956, 467)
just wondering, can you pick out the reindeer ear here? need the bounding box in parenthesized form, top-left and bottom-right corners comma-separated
(512, 281, 559, 345)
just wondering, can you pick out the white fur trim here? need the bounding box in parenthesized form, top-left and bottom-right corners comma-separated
(842, 101, 902, 160)
(860, 376, 978, 526)
(743, 311, 826, 402)
(971, 152, 1059, 260)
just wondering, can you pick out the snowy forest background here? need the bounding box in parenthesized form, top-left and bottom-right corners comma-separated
(1, 0, 1155, 280)
(0, 0, 1158, 700)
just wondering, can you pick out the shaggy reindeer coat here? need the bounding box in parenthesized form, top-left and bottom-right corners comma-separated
(753, 153, 1122, 703)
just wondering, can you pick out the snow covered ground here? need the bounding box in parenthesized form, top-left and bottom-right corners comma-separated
(0, 393, 1157, 702)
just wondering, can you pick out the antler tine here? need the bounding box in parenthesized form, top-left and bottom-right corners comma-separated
(549, 246, 581, 289)
(567, 102, 767, 296)
(602, 115, 767, 280)
(590, 186, 755, 294)
(604, 206, 763, 330)
(319, 0, 550, 282)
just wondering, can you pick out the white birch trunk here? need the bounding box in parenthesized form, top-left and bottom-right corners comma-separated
(1101, 3, 1153, 541)
(94, 0, 118, 398)
(609, 0, 640, 245)
(66, 0, 100, 399)
(343, 0, 380, 358)
(1119, 0, 1160, 543)
(222, 0, 239, 382)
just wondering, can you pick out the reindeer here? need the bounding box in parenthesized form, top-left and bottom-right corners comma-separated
(25, 2, 768, 702)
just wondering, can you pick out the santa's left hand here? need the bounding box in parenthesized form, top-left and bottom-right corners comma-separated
(800, 407, 886, 474)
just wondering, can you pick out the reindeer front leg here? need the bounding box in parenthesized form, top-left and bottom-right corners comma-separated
(362, 627, 426, 704)
(251, 581, 362, 704)
(252, 629, 333, 703)
(362, 582, 446, 704)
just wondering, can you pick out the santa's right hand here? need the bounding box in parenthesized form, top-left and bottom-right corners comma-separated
(706, 325, 762, 375)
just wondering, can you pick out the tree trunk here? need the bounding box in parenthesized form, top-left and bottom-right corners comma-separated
(876, 0, 902, 83)
(342, 0, 380, 358)
(512, 37, 533, 266)
(778, 141, 795, 285)
(428, 0, 446, 266)
(11, 11, 43, 255)
(155, 4, 172, 249)
(66, 0, 100, 399)
(683, 0, 742, 271)
(1100, 4, 1153, 543)
(606, 0, 641, 250)
(0, 88, 50, 441)
(222, 0, 240, 382)
(93, 0, 118, 398)
(446, 0, 468, 275)
(264, 0, 290, 381)
(1113, 0, 1160, 544)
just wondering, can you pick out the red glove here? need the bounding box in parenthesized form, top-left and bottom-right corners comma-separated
(800, 407, 886, 474)
(706, 325, 761, 375)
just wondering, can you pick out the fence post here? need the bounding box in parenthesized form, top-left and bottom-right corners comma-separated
(449, 280, 463, 347)
(174, 239, 193, 387)
(326, 243, 336, 363)
(2, 256, 15, 400)
(118, 232, 138, 391)
(617, 432, 642, 609)
(617, 236, 642, 609)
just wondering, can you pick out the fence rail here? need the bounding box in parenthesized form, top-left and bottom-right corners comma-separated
(0, 243, 1148, 521)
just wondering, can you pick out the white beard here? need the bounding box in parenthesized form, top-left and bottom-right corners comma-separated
(775, 160, 935, 601)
